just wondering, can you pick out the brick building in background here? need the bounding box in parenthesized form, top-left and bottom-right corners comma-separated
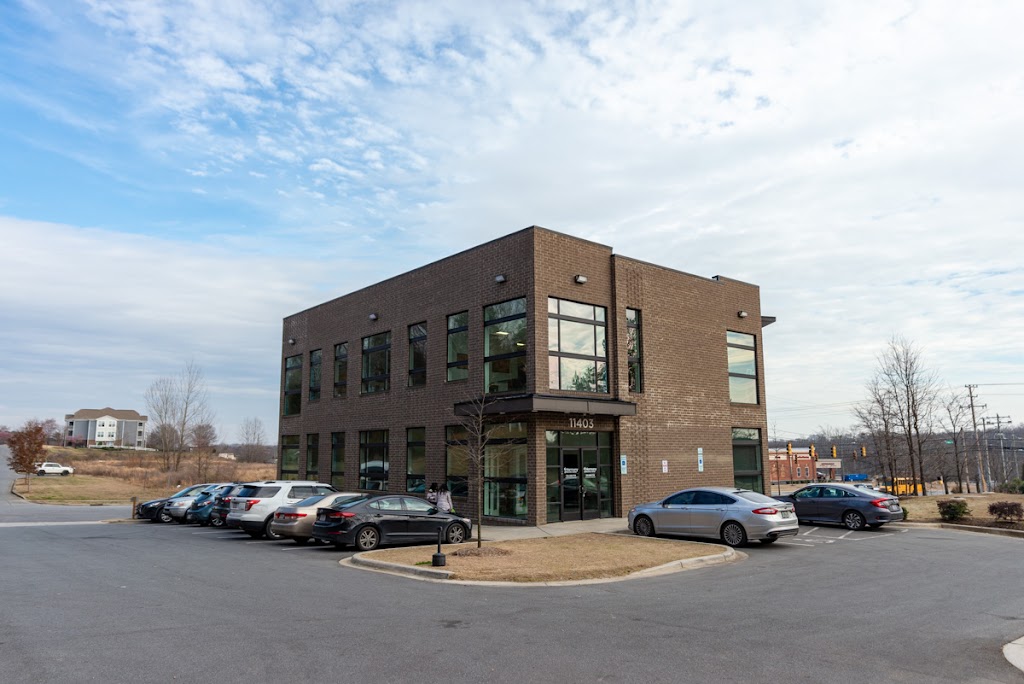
(279, 226, 774, 526)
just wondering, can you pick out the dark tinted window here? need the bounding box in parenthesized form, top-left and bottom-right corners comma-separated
(288, 486, 316, 498)
(665, 492, 695, 505)
(692, 491, 720, 505)
(795, 487, 819, 499)
(331, 494, 372, 510)
(237, 485, 282, 498)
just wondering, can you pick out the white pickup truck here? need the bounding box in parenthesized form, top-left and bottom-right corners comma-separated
(35, 462, 74, 476)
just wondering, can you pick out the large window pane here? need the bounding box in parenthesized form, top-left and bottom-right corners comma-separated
(729, 376, 757, 404)
(728, 347, 756, 376)
(485, 355, 527, 393)
(281, 435, 299, 471)
(548, 297, 608, 394)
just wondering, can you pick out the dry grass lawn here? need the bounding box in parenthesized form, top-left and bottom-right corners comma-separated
(899, 492, 1024, 529)
(12, 474, 174, 504)
(366, 532, 724, 582)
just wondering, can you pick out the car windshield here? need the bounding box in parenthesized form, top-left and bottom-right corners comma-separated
(732, 490, 780, 504)
(330, 494, 372, 510)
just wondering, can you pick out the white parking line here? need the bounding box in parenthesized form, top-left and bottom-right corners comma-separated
(801, 527, 819, 536)
(779, 541, 815, 547)
(838, 531, 853, 539)
(190, 531, 225, 535)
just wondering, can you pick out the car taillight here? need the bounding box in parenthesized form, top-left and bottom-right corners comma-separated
(870, 498, 891, 509)
(276, 512, 308, 520)
(244, 499, 260, 511)
(223, 497, 232, 503)
(752, 507, 779, 515)
(326, 511, 356, 520)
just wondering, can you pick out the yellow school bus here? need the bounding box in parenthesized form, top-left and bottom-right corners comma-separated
(880, 477, 924, 495)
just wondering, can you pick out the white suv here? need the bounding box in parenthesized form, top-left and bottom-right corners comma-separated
(35, 462, 74, 476)
(226, 481, 337, 539)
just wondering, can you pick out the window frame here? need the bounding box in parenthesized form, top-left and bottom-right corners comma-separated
(547, 297, 608, 393)
(727, 331, 759, 405)
(361, 332, 392, 394)
(308, 349, 322, 401)
(330, 432, 345, 489)
(280, 434, 300, 479)
(446, 311, 469, 382)
(333, 342, 348, 398)
(358, 429, 389, 491)
(283, 355, 302, 416)
(626, 308, 643, 393)
(305, 433, 319, 479)
(483, 297, 528, 394)
(406, 427, 426, 493)
(408, 323, 427, 388)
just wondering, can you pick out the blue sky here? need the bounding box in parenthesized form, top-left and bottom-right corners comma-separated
(1, 1, 1022, 443)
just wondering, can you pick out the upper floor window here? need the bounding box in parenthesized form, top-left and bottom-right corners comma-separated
(283, 355, 302, 416)
(626, 308, 643, 393)
(408, 323, 427, 387)
(484, 298, 527, 393)
(361, 332, 391, 394)
(447, 311, 469, 381)
(309, 349, 322, 401)
(727, 331, 758, 404)
(333, 342, 348, 397)
(547, 297, 607, 393)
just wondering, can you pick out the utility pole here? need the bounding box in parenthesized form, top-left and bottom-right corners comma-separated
(994, 415, 1011, 485)
(981, 416, 996, 487)
(966, 385, 988, 492)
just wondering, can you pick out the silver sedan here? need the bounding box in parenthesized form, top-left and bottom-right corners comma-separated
(628, 486, 799, 547)
(269, 492, 363, 544)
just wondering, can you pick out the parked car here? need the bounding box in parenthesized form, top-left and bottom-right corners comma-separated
(35, 462, 74, 476)
(269, 492, 362, 544)
(135, 483, 211, 523)
(311, 494, 472, 551)
(186, 484, 237, 525)
(774, 483, 904, 530)
(628, 487, 798, 547)
(208, 484, 244, 528)
(164, 482, 232, 523)
(226, 481, 337, 539)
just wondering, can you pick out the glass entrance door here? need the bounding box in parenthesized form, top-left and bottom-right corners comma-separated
(580, 448, 599, 520)
(561, 448, 600, 520)
(561, 449, 581, 520)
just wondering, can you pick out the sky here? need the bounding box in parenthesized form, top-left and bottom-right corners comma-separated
(1, 0, 1022, 444)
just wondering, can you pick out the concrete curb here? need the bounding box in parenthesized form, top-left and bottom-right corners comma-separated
(892, 521, 1024, 539)
(344, 542, 741, 586)
(1004, 635, 1024, 676)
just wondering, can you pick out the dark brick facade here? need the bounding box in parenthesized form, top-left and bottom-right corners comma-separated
(279, 226, 770, 526)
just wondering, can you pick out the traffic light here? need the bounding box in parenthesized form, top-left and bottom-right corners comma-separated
(809, 444, 816, 458)
(831, 445, 837, 459)
(860, 445, 867, 460)
(786, 442, 793, 457)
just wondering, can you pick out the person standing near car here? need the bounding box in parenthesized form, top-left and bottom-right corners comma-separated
(426, 482, 439, 505)
(435, 484, 453, 513)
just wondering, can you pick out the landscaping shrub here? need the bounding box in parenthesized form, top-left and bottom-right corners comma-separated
(995, 479, 1024, 495)
(988, 501, 1024, 522)
(936, 499, 971, 522)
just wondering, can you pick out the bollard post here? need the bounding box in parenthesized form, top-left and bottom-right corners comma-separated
(131, 496, 137, 520)
(432, 526, 446, 567)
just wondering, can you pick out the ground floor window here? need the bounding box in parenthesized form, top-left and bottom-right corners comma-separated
(545, 431, 613, 523)
(407, 427, 425, 493)
(281, 435, 299, 479)
(305, 433, 319, 480)
(359, 430, 389, 490)
(331, 432, 344, 489)
(732, 427, 763, 492)
(483, 423, 528, 520)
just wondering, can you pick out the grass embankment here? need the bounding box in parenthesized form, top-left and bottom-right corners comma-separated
(899, 492, 1024, 530)
(12, 446, 275, 504)
(367, 533, 724, 582)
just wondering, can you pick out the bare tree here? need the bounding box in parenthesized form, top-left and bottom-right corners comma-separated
(855, 376, 904, 489)
(7, 420, 46, 493)
(145, 360, 215, 472)
(941, 388, 973, 493)
(191, 423, 218, 481)
(452, 395, 523, 548)
(237, 417, 268, 463)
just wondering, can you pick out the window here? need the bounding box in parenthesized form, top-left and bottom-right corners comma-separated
(483, 422, 528, 520)
(283, 355, 302, 416)
(280, 435, 299, 479)
(446, 426, 469, 498)
(727, 331, 758, 404)
(361, 332, 391, 394)
(305, 433, 319, 480)
(333, 343, 348, 397)
(331, 432, 345, 489)
(407, 427, 425, 493)
(447, 311, 469, 381)
(359, 430, 389, 490)
(547, 297, 607, 393)
(408, 323, 427, 387)
(732, 427, 763, 492)
(484, 298, 527, 393)
(309, 349, 322, 401)
(626, 308, 643, 392)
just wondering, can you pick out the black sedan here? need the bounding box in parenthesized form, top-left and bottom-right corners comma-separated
(775, 483, 904, 530)
(136, 497, 172, 523)
(311, 494, 471, 551)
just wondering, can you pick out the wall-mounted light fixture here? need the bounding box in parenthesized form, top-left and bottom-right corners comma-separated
(495, 274, 507, 284)
(574, 275, 588, 284)
(369, 313, 378, 321)
(287, 338, 296, 345)
(737, 310, 749, 319)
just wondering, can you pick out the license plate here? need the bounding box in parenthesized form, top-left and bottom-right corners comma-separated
(889, 505, 900, 512)
(317, 513, 325, 521)
(781, 511, 793, 518)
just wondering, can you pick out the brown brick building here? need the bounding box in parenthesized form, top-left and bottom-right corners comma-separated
(278, 226, 773, 526)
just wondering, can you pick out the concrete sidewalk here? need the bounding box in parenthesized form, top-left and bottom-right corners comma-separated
(477, 517, 628, 542)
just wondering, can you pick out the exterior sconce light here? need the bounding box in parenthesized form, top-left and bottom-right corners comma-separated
(287, 338, 296, 345)
(495, 274, 507, 284)
(574, 275, 588, 284)
(738, 311, 749, 319)
(369, 313, 379, 321)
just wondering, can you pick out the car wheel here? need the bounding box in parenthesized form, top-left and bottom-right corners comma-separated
(720, 521, 748, 548)
(210, 516, 224, 528)
(355, 526, 380, 551)
(760, 538, 777, 545)
(157, 509, 173, 524)
(264, 519, 283, 541)
(445, 524, 467, 544)
(843, 511, 866, 531)
(37, 471, 45, 476)
(633, 516, 655, 537)
(61, 470, 70, 476)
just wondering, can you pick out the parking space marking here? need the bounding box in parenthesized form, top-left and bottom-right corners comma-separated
(190, 531, 225, 535)
(838, 531, 853, 539)
(778, 541, 815, 547)
(801, 527, 819, 536)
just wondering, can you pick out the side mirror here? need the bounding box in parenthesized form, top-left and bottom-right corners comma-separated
(429, 507, 439, 515)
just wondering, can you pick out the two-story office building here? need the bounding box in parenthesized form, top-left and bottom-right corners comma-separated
(279, 226, 773, 526)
